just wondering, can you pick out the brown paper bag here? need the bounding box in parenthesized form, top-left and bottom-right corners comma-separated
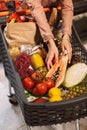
(4, 22, 37, 48)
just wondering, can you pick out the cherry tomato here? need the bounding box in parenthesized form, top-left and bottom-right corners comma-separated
(36, 83, 47, 95)
(43, 77, 55, 89)
(31, 71, 44, 83)
(23, 77, 35, 90)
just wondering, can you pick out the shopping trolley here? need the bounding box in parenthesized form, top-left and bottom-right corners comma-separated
(0, 1, 87, 130)
(0, 23, 87, 130)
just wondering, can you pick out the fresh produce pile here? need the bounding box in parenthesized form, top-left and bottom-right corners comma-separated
(7, 11, 87, 103)
(13, 48, 87, 103)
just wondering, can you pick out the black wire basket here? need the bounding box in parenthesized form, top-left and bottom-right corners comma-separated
(0, 24, 87, 127)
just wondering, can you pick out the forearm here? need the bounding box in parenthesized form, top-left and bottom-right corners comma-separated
(25, 0, 54, 42)
(61, 0, 74, 36)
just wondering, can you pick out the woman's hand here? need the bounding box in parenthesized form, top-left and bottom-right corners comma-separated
(61, 34, 72, 63)
(45, 39, 59, 70)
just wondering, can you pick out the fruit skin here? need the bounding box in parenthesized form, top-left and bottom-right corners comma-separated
(63, 63, 87, 88)
(49, 96, 62, 102)
(48, 87, 62, 102)
(48, 87, 62, 97)
(63, 75, 87, 100)
(37, 66, 48, 76)
(32, 87, 39, 96)
(43, 77, 55, 89)
(33, 98, 48, 103)
(46, 54, 68, 87)
(23, 77, 35, 90)
(31, 53, 45, 69)
(63, 85, 87, 100)
(36, 83, 47, 96)
(31, 71, 44, 83)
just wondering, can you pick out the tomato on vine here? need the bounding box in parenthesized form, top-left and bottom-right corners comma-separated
(36, 82, 47, 95)
(43, 77, 55, 89)
(31, 71, 44, 83)
(23, 77, 35, 90)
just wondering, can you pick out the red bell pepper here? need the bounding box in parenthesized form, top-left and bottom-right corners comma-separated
(7, 12, 22, 23)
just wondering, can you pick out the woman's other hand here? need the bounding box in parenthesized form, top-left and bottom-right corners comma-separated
(61, 34, 72, 63)
(45, 39, 59, 70)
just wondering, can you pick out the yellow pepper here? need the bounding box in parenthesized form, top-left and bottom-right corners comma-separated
(48, 87, 62, 102)
(49, 96, 62, 102)
(48, 87, 62, 97)
(31, 53, 45, 69)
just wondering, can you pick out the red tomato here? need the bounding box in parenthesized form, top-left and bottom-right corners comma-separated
(33, 98, 48, 103)
(43, 77, 55, 89)
(36, 83, 47, 95)
(23, 77, 35, 90)
(32, 87, 39, 96)
(31, 71, 44, 83)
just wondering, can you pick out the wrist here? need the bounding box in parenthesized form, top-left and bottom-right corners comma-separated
(62, 34, 71, 42)
(47, 38, 55, 47)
